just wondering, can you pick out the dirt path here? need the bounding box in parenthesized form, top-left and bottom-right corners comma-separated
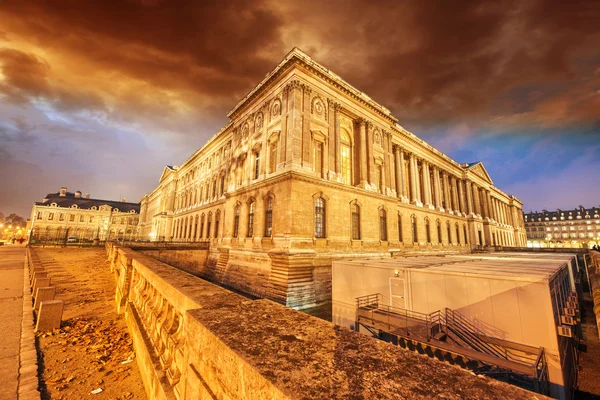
(35, 247, 146, 400)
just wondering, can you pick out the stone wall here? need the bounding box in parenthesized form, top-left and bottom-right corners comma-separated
(105, 242, 547, 400)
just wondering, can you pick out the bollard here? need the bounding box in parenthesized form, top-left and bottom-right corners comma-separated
(36, 300, 64, 332)
(34, 286, 56, 310)
(32, 277, 51, 296)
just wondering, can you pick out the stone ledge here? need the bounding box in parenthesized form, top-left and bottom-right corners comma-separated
(20, 249, 41, 400)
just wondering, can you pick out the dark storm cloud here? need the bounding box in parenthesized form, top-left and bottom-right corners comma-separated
(0, 0, 599, 216)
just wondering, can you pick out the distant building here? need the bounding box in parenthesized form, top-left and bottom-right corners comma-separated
(28, 187, 140, 243)
(524, 206, 600, 248)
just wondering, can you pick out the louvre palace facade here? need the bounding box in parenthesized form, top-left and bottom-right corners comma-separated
(137, 48, 526, 309)
(524, 206, 600, 249)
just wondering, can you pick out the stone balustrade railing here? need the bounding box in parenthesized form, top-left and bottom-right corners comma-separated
(105, 242, 547, 400)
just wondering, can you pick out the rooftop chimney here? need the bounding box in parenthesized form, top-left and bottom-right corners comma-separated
(121, 197, 127, 203)
(75, 191, 82, 198)
(59, 187, 67, 197)
(85, 193, 90, 199)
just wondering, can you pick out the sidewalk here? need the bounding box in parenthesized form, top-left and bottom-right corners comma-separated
(0, 246, 26, 400)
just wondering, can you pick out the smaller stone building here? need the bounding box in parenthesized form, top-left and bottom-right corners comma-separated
(524, 206, 600, 248)
(28, 187, 140, 243)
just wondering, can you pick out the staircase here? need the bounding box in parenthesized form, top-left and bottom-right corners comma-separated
(355, 293, 549, 395)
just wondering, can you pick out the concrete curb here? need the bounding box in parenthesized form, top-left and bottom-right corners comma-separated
(19, 252, 41, 400)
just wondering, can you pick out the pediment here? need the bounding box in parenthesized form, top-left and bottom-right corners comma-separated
(464, 162, 493, 184)
(159, 165, 177, 183)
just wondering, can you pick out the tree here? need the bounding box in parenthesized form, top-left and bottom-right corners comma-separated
(1, 213, 26, 227)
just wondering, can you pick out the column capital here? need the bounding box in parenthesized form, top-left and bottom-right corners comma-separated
(284, 79, 302, 93)
(301, 83, 312, 95)
(355, 117, 368, 127)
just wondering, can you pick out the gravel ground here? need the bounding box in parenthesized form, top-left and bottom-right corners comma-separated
(34, 247, 147, 400)
(575, 292, 600, 399)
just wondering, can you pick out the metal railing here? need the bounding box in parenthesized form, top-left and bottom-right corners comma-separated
(355, 293, 548, 393)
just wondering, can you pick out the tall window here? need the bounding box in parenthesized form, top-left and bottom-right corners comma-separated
(314, 141, 323, 178)
(49, 213, 54, 221)
(351, 204, 360, 240)
(220, 175, 225, 196)
(238, 160, 245, 186)
(411, 215, 418, 242)
(233, 206, 240, 238)
(376, 165, 382, 193)
(265, 197, 273, 237)
(340, 130, 352, 185)
(79, 215, 85, 222)
(456, 223, 460, 244)
(379, 209, 387, 241)
(194, 216, 198, 240)
(447, 221, 452, 244)
(247, 201, 255, 237)
(269, 142, 278, 173)
(463, 224, 468, 245)
(37, 212, 43, 220)
(254, 152, 260, 180)
(59, 213, 65, 221)
(69, 214, 75, 222)
(212, 179, 217, 199)
(200, 215, 205, 239)
(207, 213, 212, 238)
(314, 197, 326, 238)
(215, 211, 220, 238)
(398, 213, 403, 242)
(425, 218, 431, 243)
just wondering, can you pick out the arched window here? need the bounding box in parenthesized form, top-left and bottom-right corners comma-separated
(398, 213, 403, 242)
(233, 206, 240, 238)
(215, 211, 221, 238)
(265, 197, 273, 237)
(314, 197, 326, 238)
(379, 209, 388, 241)
(314, 140, 323, 178)
(436, 219, 442, 243)
(425, 217, 431, 243)
(220, 174, 226, 196)
(200, 215, 205, 239)
(456, 223, 460, 244)
(340, 130, 352, 185)
(411, 215, 418, 242)
(254, 151, 260, 180)
(247, 201, 255, 237)
(194, 215, 198, 240)
(212, 179, 217, 199)
(351, 204, 360, 240)
(447, 221, 452, 244)
(207, 213, 212, 238)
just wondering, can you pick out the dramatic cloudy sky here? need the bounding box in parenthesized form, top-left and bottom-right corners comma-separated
(1, 0, 599, 217)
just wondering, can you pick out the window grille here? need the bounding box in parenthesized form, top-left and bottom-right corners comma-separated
(314, 197, 326, 238)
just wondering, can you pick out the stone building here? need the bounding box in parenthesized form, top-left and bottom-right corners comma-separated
(137, 48, 526, 309)
(28, 187, 140, 243)
(524, 206, 600, 248)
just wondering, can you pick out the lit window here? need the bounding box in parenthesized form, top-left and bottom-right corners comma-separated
(247, 201, 255, 237)
(411, 215, 418, 242)
(340, 130, 352, 185)
(269, 142, 278, 173)
(233, 207, 240, 238)
(264, 198, 273, 237)
(314, 197, 326, 238)
(379, 209, 387, 241)
(425, 217, 431, 243)
(398, 213, 403, 242)
(254, 152, 260, 180)
(351, 204, 360, 240)
(314, 141, 323, 178)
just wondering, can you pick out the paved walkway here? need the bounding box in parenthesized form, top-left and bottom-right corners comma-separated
(0, 245, 26, 400)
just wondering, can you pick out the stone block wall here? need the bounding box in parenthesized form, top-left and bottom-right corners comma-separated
(105, 243, 547, 400)
(588, 250, 600, 338)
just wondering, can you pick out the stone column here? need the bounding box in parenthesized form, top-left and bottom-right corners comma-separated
(399, 148, 408, 201)
(359, 119, 368, 187)
(433, 166, 442, 211)
(394, 146, 403, 198)
(366, 122, 374, 187)
(387, 134, 396, 195)
(409, 153, 418, 205)
(465, 180, 473, 216)
(422, 161, 433, 208)
(458, 179, 466, 216)
(442, 172, 451, 213)
(471, 185, 479, 216)
(415, 159, 422, 204)
(334, 103, 341, 175)
(302, 85, 312, 167)
(383, 132, 392, 193)
(451, 176, 460, 215)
